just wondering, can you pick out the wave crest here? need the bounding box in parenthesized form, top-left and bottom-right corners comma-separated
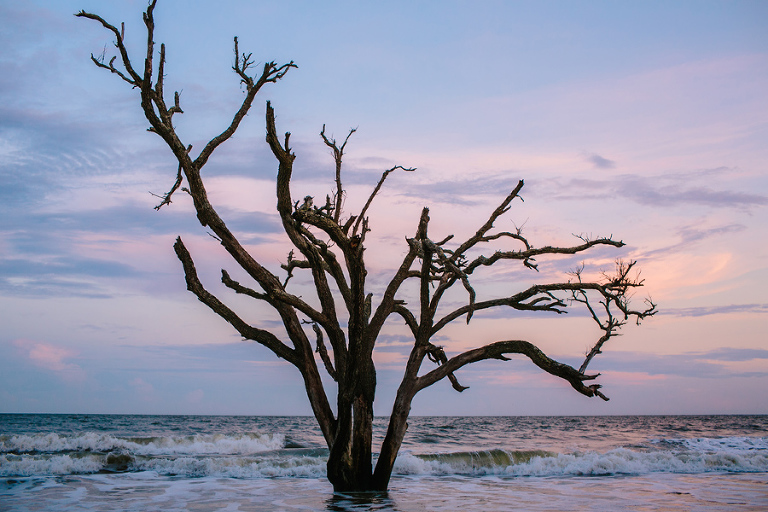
(394, 438, 768, 477)
(2, 432, 766, 479)
(1, 431, 284, 456)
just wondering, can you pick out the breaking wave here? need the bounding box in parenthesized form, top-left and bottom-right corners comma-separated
(1, 431, 284, 456)
(2, 432, 766, 478)
(396, 436, 768, 477)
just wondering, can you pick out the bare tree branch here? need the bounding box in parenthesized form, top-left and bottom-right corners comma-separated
(152, 144, 192, 209)
(352, 166, 416, 237)
(174, 237, 298, 365)
(568, 260, 657, 373)
(425, 343, 469, 392)
(267, 102, 351, 370)
(464, 237, 625, 274)
(195, 58, 296, 170)
(75, 8, 145, 86)
(416, 339, 608, 400)
(320, 125, 357, 223)
(221, 269, 270, 302)
(450, 180, 525, 262)
(392, 302, 418, 336)
(305, 320, 337, 381)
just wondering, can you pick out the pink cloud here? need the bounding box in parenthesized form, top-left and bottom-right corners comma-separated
(13, 339, 86, 381)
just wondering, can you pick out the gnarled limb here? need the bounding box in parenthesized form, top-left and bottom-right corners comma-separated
(432, 283, 581, 334)
(425, 343, 468, 392)
(174, 237, 298, 365)
(392, 302, 418, 337)
(80, 2, 338, 448)
(267, 102, 349, 366)
(464, 237, 625, 274)
(416, 339, 608, 400)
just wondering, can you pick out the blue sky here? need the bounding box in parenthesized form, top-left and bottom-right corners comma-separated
(1, 0, 766, 415)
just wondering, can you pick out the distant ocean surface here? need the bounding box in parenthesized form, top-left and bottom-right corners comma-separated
(1, 414, 767, 511)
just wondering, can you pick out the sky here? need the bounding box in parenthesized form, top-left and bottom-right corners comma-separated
(1, 0, 766, 416)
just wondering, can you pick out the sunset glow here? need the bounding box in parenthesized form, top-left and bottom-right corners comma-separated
(1, 0, 766, 415)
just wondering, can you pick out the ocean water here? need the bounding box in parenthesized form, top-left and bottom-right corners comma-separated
(1, 415, 766, 511)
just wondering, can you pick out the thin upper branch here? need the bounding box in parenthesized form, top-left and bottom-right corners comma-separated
(320, 125, 357, 223)
(464, 237, 625, 274)
(569, 260, 657, 373)
(352, 165, 415, 237)
(450, 180, 525, 262)
(152, 144, 192, 209)
(76, 8, 145, 86)
(195, 58, 296, 170)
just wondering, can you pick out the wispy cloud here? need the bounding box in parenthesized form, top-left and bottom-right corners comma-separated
(661, 303, 768, 317)
(585, 153, 616, 169)
(598, 348, 768, 378)
(545, 168, 768, 209)
(641, 223, 746, 258)
(616, 178, 767, 208)
(391, 174, 524, 206)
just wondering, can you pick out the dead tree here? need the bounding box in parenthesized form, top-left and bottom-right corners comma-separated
(79, 1, 656, 492)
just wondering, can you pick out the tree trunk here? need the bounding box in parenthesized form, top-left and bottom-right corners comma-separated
(326, 392, 375, 491)
(372, 395, 411, 490)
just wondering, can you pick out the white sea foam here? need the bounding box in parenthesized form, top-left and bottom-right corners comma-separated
(393, 439, 768, 477)
(136, 454, 328, 478)
(0, 454, 104, 476)
(504, 447, 768, 476)
(678, 435, 768, 452)
(1, 431, 284, 456)
(3, 427, 767, 479)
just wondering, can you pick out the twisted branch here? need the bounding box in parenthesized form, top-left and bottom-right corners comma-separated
(417, 339, 609, 400)
(174, 238, 297, 364)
